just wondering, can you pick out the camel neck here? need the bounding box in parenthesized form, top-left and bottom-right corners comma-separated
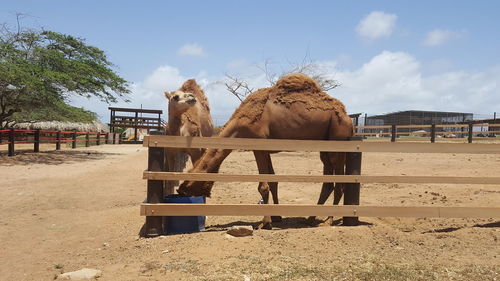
(217, 119, 240, 138)
(167, 110, 183, 135)
(193, 147, 233, 174)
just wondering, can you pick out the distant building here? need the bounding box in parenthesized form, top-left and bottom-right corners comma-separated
(364, 110, 473, 133)
(349, 113, 362, 127)
(365, 110, 473, 126)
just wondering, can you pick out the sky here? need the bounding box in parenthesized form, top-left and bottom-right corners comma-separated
(2, 0, 500, 125)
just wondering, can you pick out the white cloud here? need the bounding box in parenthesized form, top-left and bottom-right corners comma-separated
(356, 11, 397, 40)
(177, 43, 205, 57)
(141, 65, 185, 98)
(330, 51, 500, 115)
(423, 29, 462, 46)
(69, 65, 186, 123)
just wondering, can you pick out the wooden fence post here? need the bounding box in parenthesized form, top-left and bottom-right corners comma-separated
(85, 133, 90, 147)
(112, 132, 116, 144)
(8, 128, 15, 156)
(343, 137, 363, 226)
(391, 124, 397, 142)
(105, 133, 109, 144)
(34, 129, 40, 153)
(96, 133, 100, 146)
(430, 124, 436, 143)
(468, 123, 473, 143)
(72, 130, 77, 149)
(144, 146, 165, 237)
(56, 131, 61, 150)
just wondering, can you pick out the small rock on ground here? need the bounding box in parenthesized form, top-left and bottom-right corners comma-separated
(226, 225, 253, 237)
(57, 268, 102, 280)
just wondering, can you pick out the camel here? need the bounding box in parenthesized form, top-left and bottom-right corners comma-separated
(164, 79, 214, 162)
(163, 79, 214, 193)
(177, 73, 354, 229)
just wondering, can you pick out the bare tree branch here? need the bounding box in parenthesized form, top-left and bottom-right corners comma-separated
(223, 74, 254, 102)
(256, 59, 278, 86)
(222, 54, 341, 102)
(283, 53, 341, 91)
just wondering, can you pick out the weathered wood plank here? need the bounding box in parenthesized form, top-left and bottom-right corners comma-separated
(140, 204, 500, 218)
(143, 136, 500, 154)
(143, 172, 500, 185)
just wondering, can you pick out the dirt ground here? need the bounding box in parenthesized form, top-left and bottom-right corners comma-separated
(0, 143, 499, 281)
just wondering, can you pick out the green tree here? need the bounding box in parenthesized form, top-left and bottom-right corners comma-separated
(0, 21, 130, 127)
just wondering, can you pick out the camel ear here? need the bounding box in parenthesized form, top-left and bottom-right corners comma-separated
(164, 91, 172, 99)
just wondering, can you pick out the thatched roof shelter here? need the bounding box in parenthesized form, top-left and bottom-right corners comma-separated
(13, 120, 109, 132)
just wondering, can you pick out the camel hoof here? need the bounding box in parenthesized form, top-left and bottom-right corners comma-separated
(319, 216, 335, 227)
(306, 216, 320, 226)
(257, 222, 273, 230)
(271, 216, 282, 222)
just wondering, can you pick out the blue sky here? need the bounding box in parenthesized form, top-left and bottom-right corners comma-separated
(2, 1, 500, 124)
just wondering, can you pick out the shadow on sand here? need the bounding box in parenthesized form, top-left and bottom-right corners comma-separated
(474, 221, 500, 228)
(0, 150, 122, 166)
(422, 220, 499, 234)
(205, 217, 373, 232)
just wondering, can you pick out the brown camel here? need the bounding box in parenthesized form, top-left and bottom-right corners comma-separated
(177, 73, 354, 229)
(163, 79, 214, 194)
(164, 79, 214, 163)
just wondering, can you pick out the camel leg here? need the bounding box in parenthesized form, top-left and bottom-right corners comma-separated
(318, 152, 336, 204)
(318, 152, 346, 225)
(267, 156, 281, 223)
(164, 148, 177, 195)
(333, 152, 346, 205)
(307, 152, 335, 224)
(253, 151, 280, 229)
(188, 148, 204, 166)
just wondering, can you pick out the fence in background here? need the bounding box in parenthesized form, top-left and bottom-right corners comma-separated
(354, 123, 500, 143)
(0, 129, 120, 157)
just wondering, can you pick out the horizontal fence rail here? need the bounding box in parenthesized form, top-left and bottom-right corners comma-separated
(143, 135, 500, 154)
(143, 171, 500, 185)
(141, 204, 500, 219)
(355, 123, 499, 129)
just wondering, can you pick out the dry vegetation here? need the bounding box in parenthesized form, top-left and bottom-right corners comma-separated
(0, 143, 499, 281)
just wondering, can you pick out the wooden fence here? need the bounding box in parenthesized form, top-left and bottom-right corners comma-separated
(140, 135, 500, 237)
(0, 129, 120, 156)
(354, 123, 500, 143)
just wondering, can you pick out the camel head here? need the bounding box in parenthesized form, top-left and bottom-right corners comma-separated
(177, 180, 214, 197)
(164, 90, 197, 114)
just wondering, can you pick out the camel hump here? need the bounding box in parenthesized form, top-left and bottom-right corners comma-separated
(275, 73, 322, 93)
(180, 79, 201, 92)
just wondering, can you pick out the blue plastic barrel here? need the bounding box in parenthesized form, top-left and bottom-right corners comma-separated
(163, 195, 206, 234)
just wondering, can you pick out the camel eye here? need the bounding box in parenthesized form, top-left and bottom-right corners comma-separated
(173, 95, 179, 101)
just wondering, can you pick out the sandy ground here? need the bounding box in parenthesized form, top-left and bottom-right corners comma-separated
(0, 143, 499, 281)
